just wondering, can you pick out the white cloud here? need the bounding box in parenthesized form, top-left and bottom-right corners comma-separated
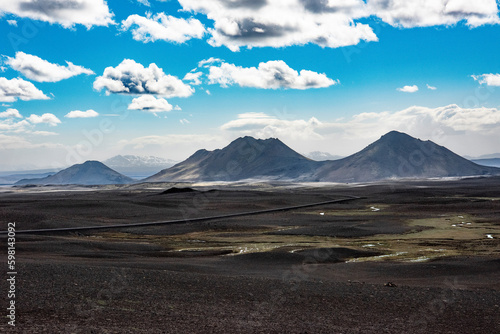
(32, 131, 58, 136)
(65, 109, 99, 118)
(173, 105, 182, 111)
(0, 0, 114, 28)
(367, 0, 500, 28)
(0, 133, 33, 149)
(136, 0, 150, 6)
(472, 73, 500, 86)
(6, 52, 94, 83)
(0, 118, 31, 132)
(198, 57, 223, 68)
(0, 108, 22, 118)
(183, 71, 203, 85)
(121, 13, 205, 43)
(0, 77, 50, 102)
(128, 95, 173, 112)
(180, 118, 190, 124)
(7, 20, 17, 26)
(221, 112, 323, 141)
(397, 85, 419, 93)
(208, 60, 338, 90)
(220, 104, 500, 157)
(93, 59, 194, 98)
(179, 0, 377, 51)
(176, 1, 499, 51)
(27, 113, 61, 126)
(426, 84, 437, 90)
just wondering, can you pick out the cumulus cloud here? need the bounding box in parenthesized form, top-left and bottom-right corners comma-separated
(6, 52, 94, 83)
(368, 0, 500, 28)
(178, 0, 377, 51)
(0, 77, 50, 102)
(198, 57, 223, 68)
(0, 118, 31, 132)
(121, 12, 206, 43)
(65, 109, 99, 118)
(7, 19, 17, 26)
(397, 85, 419, 93)
(128, 95, 173, 112)
(93, 59, 194, 98)
(175, 0, 499, 51)
(27, 113, 61, 126)
(472, 73, 500, 86)
(426, 84, 437, 90)
(221, 112, 323, 140)
(183, 71, 203, 85)
(32, 131, 58, 136)
(208, 60, 338, 90)
(0, 0, 114, 28)
(0, 108, 22, 118)
(220, 104, 500, 156)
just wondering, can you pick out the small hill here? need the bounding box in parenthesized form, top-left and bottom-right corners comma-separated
(314, 131, 500, 182)
(15, 161, 133, 185)
(145, 136, 318, 182)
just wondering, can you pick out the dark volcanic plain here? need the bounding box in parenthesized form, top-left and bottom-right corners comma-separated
(1, 177, 500, 333)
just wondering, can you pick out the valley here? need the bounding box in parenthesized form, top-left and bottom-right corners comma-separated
(1, 178, 499, 333)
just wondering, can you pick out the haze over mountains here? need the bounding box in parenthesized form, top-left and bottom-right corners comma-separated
(104, 155, 177, 177)
(12, 131, 500, 186)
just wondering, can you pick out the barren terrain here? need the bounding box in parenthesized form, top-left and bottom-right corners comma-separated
(1, 177, 499, 333)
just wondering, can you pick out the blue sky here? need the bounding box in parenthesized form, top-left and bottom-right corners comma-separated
(1, 0, 500, 170)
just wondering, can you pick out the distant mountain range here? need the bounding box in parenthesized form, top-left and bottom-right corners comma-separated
(103, 155, 177, 178)
(305, 151, 343, 161)
(12, 131, 500, 186)
(15, 161, 133, 185)
(146, 131, 500, 183)
(471, 158, 500, 168)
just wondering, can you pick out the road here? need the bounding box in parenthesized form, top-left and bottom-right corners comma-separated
(0, 195, 361, 235)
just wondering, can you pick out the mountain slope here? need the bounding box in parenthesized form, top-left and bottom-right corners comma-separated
(15, 161, 133, 185)
(145, 136, 319, 182)
(314, 131, 500, 182)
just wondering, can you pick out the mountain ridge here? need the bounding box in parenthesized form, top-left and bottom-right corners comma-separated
(146, 131, 500, 183)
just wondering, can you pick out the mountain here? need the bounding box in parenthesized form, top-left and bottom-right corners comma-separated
(145, 136, 318, 182)
(313, 131, 500, 182)
(15, 161, 133, 185)
(145, 132, 500, 183)
(103, 155, 177, 178)
(471, 158, 500, 168)
(305, 151, 343, 161)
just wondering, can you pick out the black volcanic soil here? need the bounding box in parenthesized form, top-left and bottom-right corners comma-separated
(1, 178, 500, 333)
